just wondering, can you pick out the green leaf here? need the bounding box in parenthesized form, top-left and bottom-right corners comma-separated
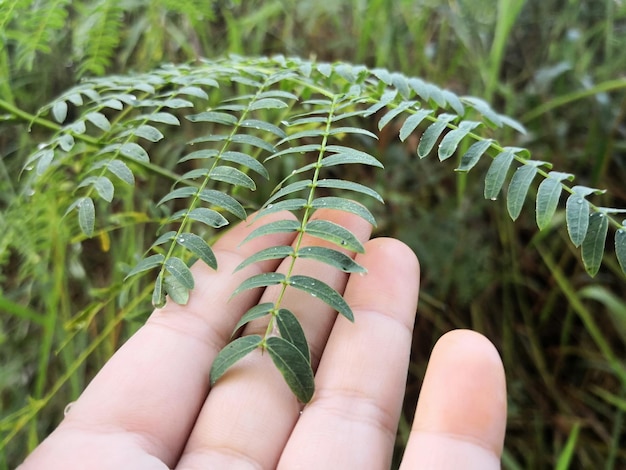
(329, 127, 378, 140)
(441, 89, 465, 116)
(399, 109, 433, 142)
(249, 98, 288, 110)
(132, 125, 164, 142)
(316, 179, 384, 203)
(164, 274, 190, 305)
(221, 151, 269, 179)
(94, 176, 114, 202)
(463, 96, 502, 127)
(566, 194, 591, 247)
(233, 303, 275, 333)
(85, 112, 111, 131)
(157, 187, 198, 206)
(417, 114, 457, 158)
(178, 86, 209, 100)
(120, 143, 149, 162)
(152, 273, 166, 308)
(536, 172, 574, 230)
(265, 180, 312, 206)
(323, 146, 383, 169)
(58, 134, 75, 152)
(582, 213, 609, 277)
(378, 101, 415, 130)
(364, 89, 397, 116)
(241, 119, 287, 138)
(616, 226, 626, 275)
(210, 335, 263, 386)
(265, 336, 315, 403)
(298, 246, 366, 273)
(127, 254, 165, 278)
(186, 111, 237, 125)
(151, 231, 176, 248)
(288, 275, 354, 321)
(507, 165, 538, 221)
(267, 144, 322, 161)
(106, 160, 135, 185)
(184, 208, 229, 228)
(52, 101, 68, 123)
(276, 308, 310, 362)
(198, 190, 247, 220)
(164, 257, 194, 290)
(78, 197, 95, 237)
(259, 199, 308, 216)
(162, 98, 194, 109)
(437, 121, 481, 161)
(142, 112, 180, 126)
(311, 197, 377, 226)
(176, 233, 217, 269)
(211, 166, 256, 190)
(484, 148, 515, 200)
(236, 246, 294, 271)
(242, 219, 301, 244)
(232, 272, 286, 296)
(305, 220, 365, 253)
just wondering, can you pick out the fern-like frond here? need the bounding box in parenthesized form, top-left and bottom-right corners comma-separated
(9, 0, 71, 71)
(7, 54, 626, 403)
(73, 0, 125, 77)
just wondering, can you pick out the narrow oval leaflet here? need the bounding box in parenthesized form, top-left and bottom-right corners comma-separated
(265, 336, 315, 403)
(581, 212, 609, 277)
(210, 335, 263, 387)
(288, 275, 354, 322)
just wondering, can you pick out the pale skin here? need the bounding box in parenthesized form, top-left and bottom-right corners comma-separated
(19, 209, 507, 469)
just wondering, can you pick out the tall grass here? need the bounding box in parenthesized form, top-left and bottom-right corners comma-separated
(1, 0, 625, 468)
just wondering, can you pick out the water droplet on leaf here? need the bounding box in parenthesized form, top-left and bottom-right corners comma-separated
(64, 402, 76, 416)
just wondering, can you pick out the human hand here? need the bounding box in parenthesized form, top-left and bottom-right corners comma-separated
(19, 209, 506, 469)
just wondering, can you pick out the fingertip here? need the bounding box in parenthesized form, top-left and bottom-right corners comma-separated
(401, 329, 507, 468)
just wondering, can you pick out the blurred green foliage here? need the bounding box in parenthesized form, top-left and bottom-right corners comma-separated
(1, 0, 625, 468)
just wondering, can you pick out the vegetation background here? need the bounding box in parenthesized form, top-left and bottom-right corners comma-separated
(1, 0, 625, 468)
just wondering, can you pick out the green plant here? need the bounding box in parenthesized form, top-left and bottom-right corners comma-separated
(2, 55, 624, 404)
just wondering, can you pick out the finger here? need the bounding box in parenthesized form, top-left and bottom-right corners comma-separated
(399, 330, 507, 470)
(21, 211, 298, 469)
(278, 238, 420, 469)
(177, 209, 373, 469)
